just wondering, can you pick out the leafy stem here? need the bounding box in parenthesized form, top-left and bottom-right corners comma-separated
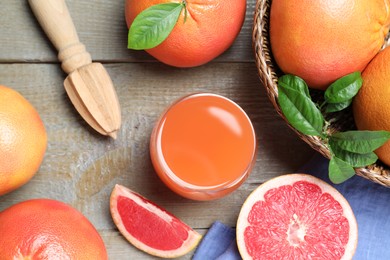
(318, 100, 327, 110)
(182, 0, 188, 23)
(277, 73, 390, 184)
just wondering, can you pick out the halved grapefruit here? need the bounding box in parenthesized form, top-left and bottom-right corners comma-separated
(110, 184, 202, 258)
(236, 174, 358, 259)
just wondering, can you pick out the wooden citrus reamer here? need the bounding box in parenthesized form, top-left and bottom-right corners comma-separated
(28, 0, 121, 139)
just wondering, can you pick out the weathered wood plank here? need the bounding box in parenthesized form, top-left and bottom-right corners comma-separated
(102, 229, 209, 259)
(0, 0, 255, 63)
(0, 62, 314, 258)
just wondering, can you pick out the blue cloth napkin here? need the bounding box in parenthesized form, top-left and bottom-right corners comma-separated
(193, 153, 390, 260)
(193, 221, 241, 260)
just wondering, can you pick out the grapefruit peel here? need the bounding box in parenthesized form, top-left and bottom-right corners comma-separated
(236, 174, 358, 259)
(110, 184, 202, 258)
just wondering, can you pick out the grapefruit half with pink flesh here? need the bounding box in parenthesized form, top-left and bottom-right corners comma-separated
(110, 184, 202, 258)
(236, 174, 358, 259)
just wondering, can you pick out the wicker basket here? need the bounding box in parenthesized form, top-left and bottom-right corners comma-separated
(253, 0, 390, 187)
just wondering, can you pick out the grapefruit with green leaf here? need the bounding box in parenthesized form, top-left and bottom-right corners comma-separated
(125, 0, 246, 67)
(110, 184, 202, 258)
(236, 174, 358, 259)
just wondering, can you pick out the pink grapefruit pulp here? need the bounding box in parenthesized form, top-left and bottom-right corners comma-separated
(110, 184, 202, 258)
(236, 174, 358, 259)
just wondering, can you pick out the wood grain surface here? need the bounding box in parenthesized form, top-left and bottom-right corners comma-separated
(0, 0, 314, 259)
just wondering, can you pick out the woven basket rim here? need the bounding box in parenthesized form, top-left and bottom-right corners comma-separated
(252, 0, 390, 187)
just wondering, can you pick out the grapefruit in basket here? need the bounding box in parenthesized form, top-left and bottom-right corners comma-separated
(353, 47, 390, 167)
(125, 0, 246, 67)
(110, 184, 202, 258)
(0, 199, 108, 259)
(269, 0, 390, 90)
(236, 174, 358, 259)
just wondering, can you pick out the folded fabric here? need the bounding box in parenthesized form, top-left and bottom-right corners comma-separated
(193, 153, 390, 260)
(193, 221, 241, 260)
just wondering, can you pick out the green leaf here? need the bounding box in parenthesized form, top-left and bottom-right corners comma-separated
(329, 156, 356, 184)
(330, 143, 378, 167)
(329, 130, 390, 154)
(278, 75, 310, 98)
(325, 99, 352, 113)
(324, 72, 363, 103)
(278, 76, 324, 136)
(128, 3, 183, 50)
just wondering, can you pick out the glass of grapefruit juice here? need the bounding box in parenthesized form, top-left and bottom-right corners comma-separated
(150, 93, 257, 200)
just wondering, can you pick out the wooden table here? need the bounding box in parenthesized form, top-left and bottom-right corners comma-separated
(0, 1, 314, 258)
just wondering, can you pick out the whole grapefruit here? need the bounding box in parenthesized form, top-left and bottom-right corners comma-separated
(0, 85, 47, 196)
(0, 199, 108, 259)
(353, 47, 390, 166)
(125, 0, 246, 67)
(236, 174, 358, 259)
(270, 0, 390, 90)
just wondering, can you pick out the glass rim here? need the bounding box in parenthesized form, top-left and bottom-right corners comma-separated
(150, 92, 258, 192)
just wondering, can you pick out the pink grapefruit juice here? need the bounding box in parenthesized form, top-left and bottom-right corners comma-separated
(150, 93, 257, 200)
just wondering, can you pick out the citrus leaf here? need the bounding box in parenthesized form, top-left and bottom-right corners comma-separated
(128, 3, 183, 50)
(278, 75, 310, 98)
(330, 142, 378, 167)
(325, 99, 352, 113)
(278, 77, 324, 136)
(324, 72, 363, 103)
(329, 156, 356, 184)
(329, 130, 390, 154)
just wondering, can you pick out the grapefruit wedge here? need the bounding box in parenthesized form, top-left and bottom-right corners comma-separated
(110, 184, 202, 258)
(236, 174, 358, 259)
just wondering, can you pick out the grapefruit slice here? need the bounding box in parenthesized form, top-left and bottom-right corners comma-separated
(236, 174, 358, 259)
(110, 184, 202, 258)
